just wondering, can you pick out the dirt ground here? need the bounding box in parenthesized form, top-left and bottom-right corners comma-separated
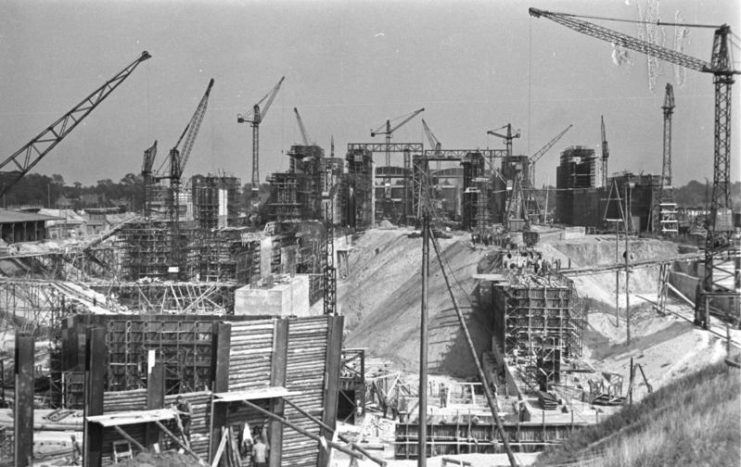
(340, 228, 735, 403)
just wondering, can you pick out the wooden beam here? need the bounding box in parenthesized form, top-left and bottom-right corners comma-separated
(268, 318, 289, 467)
(209, 322, 231, 464)
(145, 362, 165, 447)
(14, 333, 34, 467)
(113, 425, 146, 452)
(210, 429, 230, 467)
(240, 399, 364, 462)
(284, 398, 386, 466)
(153, 420, 205, 465)
(318, 315, 344, 466)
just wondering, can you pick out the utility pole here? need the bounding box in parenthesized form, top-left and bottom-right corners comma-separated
(418, 211, 429, 467)
(624, 182, 632, 345)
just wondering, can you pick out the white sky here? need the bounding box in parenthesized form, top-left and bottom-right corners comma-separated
(0, 0, 739, 187)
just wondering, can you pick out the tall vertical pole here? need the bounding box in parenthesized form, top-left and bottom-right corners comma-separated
(624, 183, 631, 345)
(15, 333, 34, 467)
(418, 212, 429, 466)
(615, 220, 620, 327)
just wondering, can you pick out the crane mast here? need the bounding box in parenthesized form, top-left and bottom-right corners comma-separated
(655, 83, 678, 235)
(156, 78, 215, 277)
(529, 7, 739, 327)
(487, 123, 520, 158)
(141, 140, 157, 218)
(238, 76, 285, 190)
(0, 51, 151, 197)
(601, 116, 609, 189)
(371, 108, 425, 166)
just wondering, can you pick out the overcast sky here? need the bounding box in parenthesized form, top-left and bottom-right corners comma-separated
(0, 0, 738, 188)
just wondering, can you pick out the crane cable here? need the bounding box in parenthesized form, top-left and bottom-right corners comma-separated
(545, 10, 721, 29)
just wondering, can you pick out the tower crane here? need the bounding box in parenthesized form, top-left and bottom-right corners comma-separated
(293, 107, 312, 145)
(238, 76, 285, 190)
(601, 115, 609, 189)
(371, 107, 425, 166)
(529, 7, 739, 327)
(0, 51, 151, 197)
(655, 83, 678, 235)
(141, 140, 157, 218)
(421, 118, 442, 171)
(528, 123, 573, 186)
(155, 78, 215, 276)
(487, 123, 520, 158)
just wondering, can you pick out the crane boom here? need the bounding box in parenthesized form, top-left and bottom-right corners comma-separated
(370, 107, 424, 166)
(0, 51, 151, 197)
(529, 7, 738, 327)
(238, 76, 286, 189)
(487, 123, 520, 157)
(294, 107, 311, 145)
(177, 78, 215, 176)
(528, 123, 573, 185)
(421, 119, 441, 152)
(528, 8, 711, 72)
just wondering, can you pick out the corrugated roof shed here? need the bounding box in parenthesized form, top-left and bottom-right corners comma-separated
(0, 209, 61, 224)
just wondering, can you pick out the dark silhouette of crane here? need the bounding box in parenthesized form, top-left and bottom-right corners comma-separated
(371, 108, 424, 166)
(655, 83, 678, 235)
(529, 7, 739, 327)
(293, 107, 312, 146)
(601, 115, 609, 189)
(238, 76, 285, 190)
(154, 78, 215, 277)
(487, 124, 521, 158)
(0, 51, 151, 197)
(528, 124, 573, 186)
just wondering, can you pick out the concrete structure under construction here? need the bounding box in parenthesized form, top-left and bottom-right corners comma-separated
(59, 313, 343, 467)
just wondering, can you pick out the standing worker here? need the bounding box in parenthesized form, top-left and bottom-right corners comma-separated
(174, 395, 193, 446)
(252, 436, 269, 467)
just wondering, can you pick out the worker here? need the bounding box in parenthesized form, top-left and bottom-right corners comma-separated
(252, 436, 269, 467)
(440, 383, 448, 408)
(174, 395, 193, 444)
(70, 434, 82, 465)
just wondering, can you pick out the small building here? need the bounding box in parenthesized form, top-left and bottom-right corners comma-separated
(39, 208, 86, 239)
(0, 208, 59, 243)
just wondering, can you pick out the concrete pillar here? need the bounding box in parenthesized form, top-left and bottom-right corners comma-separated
(14, 333, 34, 467)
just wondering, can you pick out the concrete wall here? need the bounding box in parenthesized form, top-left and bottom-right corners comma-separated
(234, 274, 312, 317)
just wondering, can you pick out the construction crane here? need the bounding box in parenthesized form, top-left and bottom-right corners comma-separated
(155, 78, 215, 276)
(528, 8, 739, 327)
(323, 181, 340, 316)
(141, 140, 157, 217)
(421, 118, 443, 171)
(655, 83, 678, 235)
(0, 51, 151, 198)
(601, 115, 609, 189)
(528, 123, 573, 186)
(487, 123, 520, 157)
(293, 107, 312, 145)
(238, 76, 285, 190)
(370, 107, 425, 166)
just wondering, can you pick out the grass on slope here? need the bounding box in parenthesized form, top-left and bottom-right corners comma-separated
(535, 360, 741, 467)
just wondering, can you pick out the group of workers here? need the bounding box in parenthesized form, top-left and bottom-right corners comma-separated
(502, 249, 560, 275)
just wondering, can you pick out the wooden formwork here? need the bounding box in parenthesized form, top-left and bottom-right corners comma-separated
(73, 314, 343, 467)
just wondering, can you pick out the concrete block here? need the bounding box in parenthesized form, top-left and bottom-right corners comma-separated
(234, 274, 313, 317)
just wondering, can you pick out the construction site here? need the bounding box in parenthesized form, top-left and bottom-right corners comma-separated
(0, 2, 740, 467)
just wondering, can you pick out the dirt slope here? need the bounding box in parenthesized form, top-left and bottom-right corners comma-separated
(339, 229, 491, 377)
